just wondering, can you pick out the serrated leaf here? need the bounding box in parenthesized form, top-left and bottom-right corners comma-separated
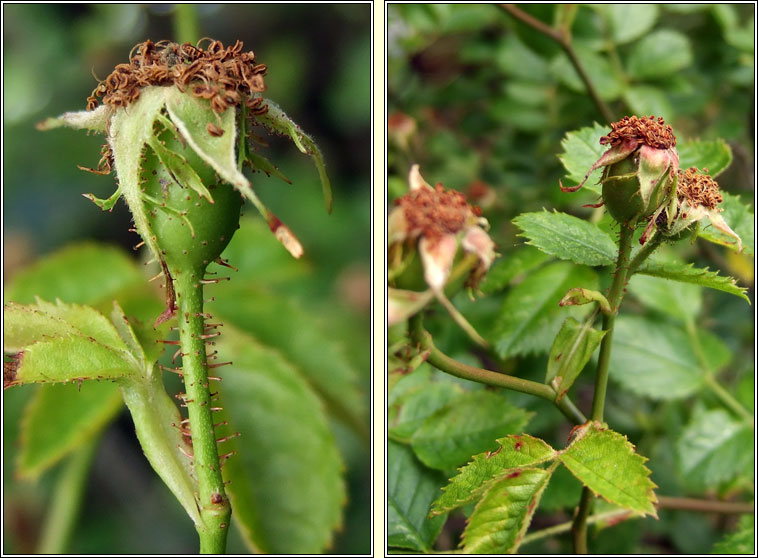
(711, 514, 755, 554)
(217, 327, 344, 554)
(389, 381, 462, 440)
(627, 273, 702, 323)
(494, 262, 599, 358)
(462, 467, 551, 554)
(637, 259, 749, 302)
(7, 336, 139, 387)
(410, 391, 533, 470)
(546, 317, 606, 398)
(513, 211, 617, 266)
(609, 316, 731, 400)
(627, 29, 693, 79)
(479, 245, 551, 294)
(4, 243, 144, 305)
(698, 192, 754, 256)
(677, 408, 754, 490)
(212, 283, 365, 430)
(18, 381, 122, 479)
(678, 139, 733, 177)
(557, 122, 608, 195)
(431, 434, 556, 514)
(558, 422, 657, 516)
(33, 299, 130, 354)
(388, 440, 447, 552)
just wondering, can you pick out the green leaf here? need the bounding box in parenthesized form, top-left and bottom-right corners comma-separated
(410, 391, 532, 471)
(609, 316, 731, 399)
(678, 139, 733, 177)
(513, 211, 617, 266)
(677, 408, 754, 490)
(636, 259, 749, 302)
(389, 381, 462, 440)
(217, 327, 344, 554)
(551, 46, 623, 101)
(558, 422, 657, 516)
(7, 336, 139, 387)
(557, 122, 608, 194)
(462, 467, 552, 554)
(494, 262, 599, 358)
(627, 273, 703, 323)
(627, 29, 693, 79)
(212, 283, 365, 429)
(698, 192, 754, 256)
(546, 317, 606, 399)
(18, 381, 122, 479)
(479, 245, 551, 294)
(431, 434, 556, 515)
(711, 514, 755, 554)
(388, 440, 447, 552)
(33, 299, 130, 353)
(4, 243, 144, 305)
(623, 85, 673, 122)
(596, 4, 659, 45)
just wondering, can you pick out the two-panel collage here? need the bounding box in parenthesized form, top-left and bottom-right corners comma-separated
(1, 2, 755, 557)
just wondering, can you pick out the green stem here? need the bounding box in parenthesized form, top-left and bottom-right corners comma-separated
(173, 4, 200, 44)
(500, 4, 614, 123)
(628, 231, 664, 276)
(37, 435, 100, 553)
(175, 270, 231, 553)
(410, 319, 586, 425)
(573, 223, 635, 553)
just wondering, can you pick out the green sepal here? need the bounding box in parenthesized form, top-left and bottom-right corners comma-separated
(559, 287, 612, 314)
(83, 187, 122, 211)
(256, 100, 333, 213)
(146, 134, 214, 203)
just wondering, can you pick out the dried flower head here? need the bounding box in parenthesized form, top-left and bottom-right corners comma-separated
(562, 115, 679, 226)
(389, 165, 494, 291)
(658, 167, 742, 252)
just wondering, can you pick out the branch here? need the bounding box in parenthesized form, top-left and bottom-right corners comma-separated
(500, 4, 615, 124)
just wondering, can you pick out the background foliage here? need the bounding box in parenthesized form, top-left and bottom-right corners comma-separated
(3, 4, 370, 554)
(388, 4, 754, 554)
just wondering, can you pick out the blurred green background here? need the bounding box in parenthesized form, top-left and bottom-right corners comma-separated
(3, 3, 370, 554)
(388, 4, 754, 554)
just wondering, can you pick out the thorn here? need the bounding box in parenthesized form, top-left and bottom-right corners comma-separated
(200, 277, 230, 284)
(207, 376, 222, 382)
(204, 297, 216, 303)
(214, 421, 228, 428)
(208, 361, 232, 369)
(218, 451, 236, 465)
(216, 432, 241, 443)
(133, 240, 146, 250)
(160, 365, 183, 377)
(172, 348, 184, 364)
(148, 271, 164, 282)
(157, 339, 181, 345)
(210, 407, 224, 412)
(178, 445, 194, 460)
(214, 258, 239, 271)
(200, 332, 221, 340)
(204, 323, 223, 329)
